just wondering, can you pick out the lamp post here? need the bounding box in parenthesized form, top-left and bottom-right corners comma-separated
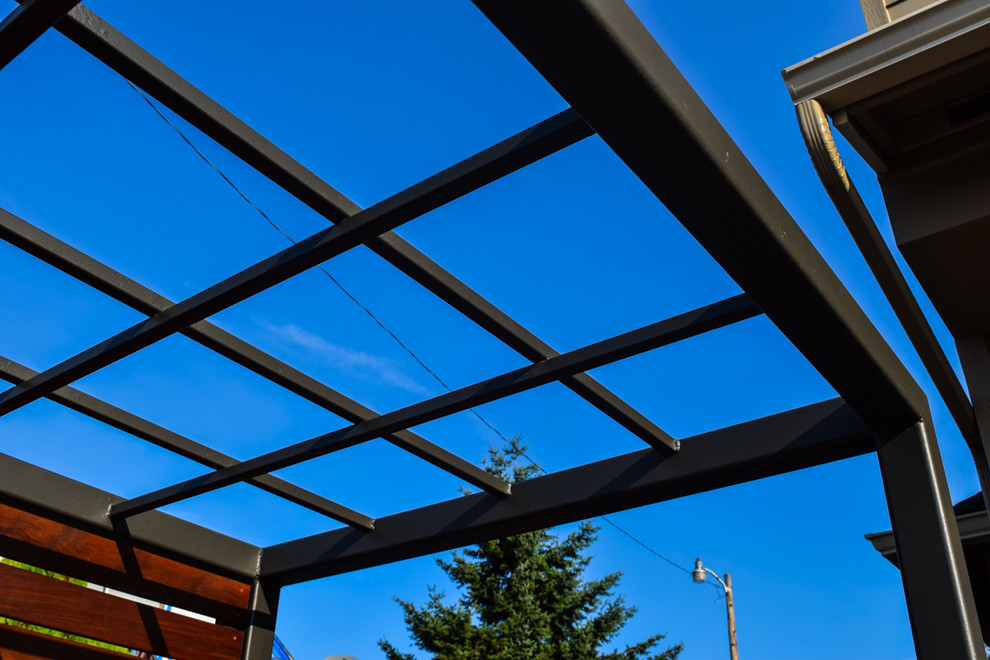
(693, 558, 738, 660)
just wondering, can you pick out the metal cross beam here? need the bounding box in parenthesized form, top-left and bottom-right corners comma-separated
(463, 2, 979, 657)
(0, 354, 373, 530)
(0, 206, 506, 499)
(0, 0, 79, 70)
(110, 294, 760, 518)
(37, 2, 678, 453)
(259, 398, 873, 585)
(470, 0, 928, 434)
(0, 109, 590, 451)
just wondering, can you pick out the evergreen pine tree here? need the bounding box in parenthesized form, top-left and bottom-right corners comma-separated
(379, 438, 683, 660)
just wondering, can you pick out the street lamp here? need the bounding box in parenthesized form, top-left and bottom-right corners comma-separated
(693, 558, 738, 660)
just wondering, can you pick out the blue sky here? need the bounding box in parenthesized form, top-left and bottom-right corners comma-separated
(0, 1, 976, 658)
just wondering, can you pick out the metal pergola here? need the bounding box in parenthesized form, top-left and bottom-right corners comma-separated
(0, 1, 982, 658)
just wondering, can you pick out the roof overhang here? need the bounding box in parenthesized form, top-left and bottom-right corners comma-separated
(783, 0, 990, 173)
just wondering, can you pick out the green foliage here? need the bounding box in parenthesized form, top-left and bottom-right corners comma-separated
(1, 557, 87, 585)
(379, 438, 683, 660)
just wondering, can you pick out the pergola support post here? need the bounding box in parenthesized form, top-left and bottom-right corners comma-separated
(956, 333, 990, 506)
(241, 578, 281, 660)
(876, 421, 983, 658)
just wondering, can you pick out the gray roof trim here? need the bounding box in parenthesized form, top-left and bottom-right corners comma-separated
(783, 0, 990, 110)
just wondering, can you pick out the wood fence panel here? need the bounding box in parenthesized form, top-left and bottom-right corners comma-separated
(0, 503, 250, 624)
(0, 562, 243, 660)
(0, 625, 130, 660)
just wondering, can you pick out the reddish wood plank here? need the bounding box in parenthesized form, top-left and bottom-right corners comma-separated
(0, 562, 243, 660)
(0, 503, 250, 624)
(0, 624, 130, 659)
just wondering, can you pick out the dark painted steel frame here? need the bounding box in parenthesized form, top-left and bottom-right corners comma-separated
(0, 352, 374, 531)
(261, 398, 875, 584)
(0, 107, 603, 449)
(109, 294, 760, 518)
(0, 1, 978, 659)
(464, 0, 979, 656)
(468, 0, 927, 434)
(0, 0, 78, 70)
(240, 579, 281, 660)
(0, 209, 500, 497)
(28, 1, 679, 455)
(875, 422, 983, 656)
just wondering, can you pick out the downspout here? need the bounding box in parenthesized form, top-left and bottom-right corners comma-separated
(795, 99, 990, 511)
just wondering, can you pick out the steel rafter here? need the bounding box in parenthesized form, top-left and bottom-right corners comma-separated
(470, 0, 927, 434)
(0, 354, 373, 530)
(0, 0, 79, 70)
(34, 2, 678, 453)
(464, 1, 977, 656)
(260, 398, 873, 585)
(0, 206, 504, 500)
(110, 294, 760, 518)
(0, 110, 591, 485)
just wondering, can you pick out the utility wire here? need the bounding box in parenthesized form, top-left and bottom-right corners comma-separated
(508, 445, 720, 592)
(126, 80, 715, 590)
(125, 79, 512, 445)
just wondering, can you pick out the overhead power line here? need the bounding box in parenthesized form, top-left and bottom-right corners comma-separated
(124, 79, 714, 590)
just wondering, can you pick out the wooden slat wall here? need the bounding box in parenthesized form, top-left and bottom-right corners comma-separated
(0, 562, 244, 660)
(0, 503, 251, 625)
(0, 626, 131, 660)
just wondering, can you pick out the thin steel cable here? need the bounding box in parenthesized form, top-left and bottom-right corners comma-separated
(125, 78, 508, 439)
(126, 80, 711, 585)
(510, 446, 718, 590)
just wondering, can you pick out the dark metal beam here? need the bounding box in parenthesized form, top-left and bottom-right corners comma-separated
(0, 111, 572, 446)
(41, 3, 677, 453)
(240, 579, 281, 660)
(0, 207, 506, 500)
(0, 451, 260, 580)
(377, 231, 679, 452)
(110, 294, 761, 518)
(0, 0, 79, 70)
(876, 422, 983, 658)
(47, 1, 361, 220)
(260, 398, 873, 585)
(0, 354, 374, 530)
(470, 0, 928, 434)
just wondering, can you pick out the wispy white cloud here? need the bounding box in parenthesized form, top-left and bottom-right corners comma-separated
(261, 321, 430, 396)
